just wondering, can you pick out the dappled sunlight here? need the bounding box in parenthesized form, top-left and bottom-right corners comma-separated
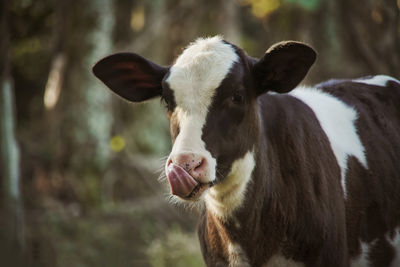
(238, 0, 281, 18)
(110, 135, 126, 152)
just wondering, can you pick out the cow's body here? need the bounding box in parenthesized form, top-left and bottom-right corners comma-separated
(93, 37, 400, 266)
(199, 77, 400, 266)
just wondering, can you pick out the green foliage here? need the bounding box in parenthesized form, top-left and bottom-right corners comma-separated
(147, 225, 204, 267)
(28, 202, 201, 267)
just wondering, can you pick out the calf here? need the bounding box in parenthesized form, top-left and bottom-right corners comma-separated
(93, 36, 400, 267)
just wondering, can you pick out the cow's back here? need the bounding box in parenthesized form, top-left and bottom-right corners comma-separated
(317, 76, 400, 266)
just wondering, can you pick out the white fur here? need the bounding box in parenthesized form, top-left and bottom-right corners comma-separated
(167, 36, 238, 115)
(165, 36, 238, 185)
(387, 227, 400, 267)
(290, 87, 368, 198)
(350, 229, 400, 267)
(350, 239, 378, 267)
(205, 151, 255, 221)
(263, 254, 305, 267)
(228, 243, 251, 267)
(353, 75, 400, 87)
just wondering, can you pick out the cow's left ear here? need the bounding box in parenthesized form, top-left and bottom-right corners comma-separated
(252, 41, 316, 95)
(92, 53, 168, 102)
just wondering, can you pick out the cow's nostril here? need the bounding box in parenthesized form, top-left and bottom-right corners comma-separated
(170, 154, 208, 180)
(194, 158, 206, 173)
(167, 159, 173, 167)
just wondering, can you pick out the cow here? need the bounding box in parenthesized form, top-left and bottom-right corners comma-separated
(92, 36, 400, 267)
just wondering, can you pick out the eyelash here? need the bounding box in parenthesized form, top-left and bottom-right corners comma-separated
(161, 96, 169, 108)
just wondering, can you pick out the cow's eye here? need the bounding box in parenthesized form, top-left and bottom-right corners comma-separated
(231, 92, 244, 104)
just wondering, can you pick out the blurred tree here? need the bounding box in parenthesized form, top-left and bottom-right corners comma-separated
(81, 0, 115, 168)
(60, 0, 115, 170)
(0, 1, 25, 266)
(336, 0, 400, 76)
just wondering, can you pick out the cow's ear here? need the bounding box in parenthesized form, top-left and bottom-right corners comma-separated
(92, 53, 168, 102)
(252, 41, 316, 95)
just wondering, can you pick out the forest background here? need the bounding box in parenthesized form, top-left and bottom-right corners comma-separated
(1, 0, 399, 266)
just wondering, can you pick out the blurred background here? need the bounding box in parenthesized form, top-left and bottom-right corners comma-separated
(0, 0, 399, 266)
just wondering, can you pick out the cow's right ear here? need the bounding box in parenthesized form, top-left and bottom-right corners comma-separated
(252, 41, 316, 95)
(92, 53, 168, 102)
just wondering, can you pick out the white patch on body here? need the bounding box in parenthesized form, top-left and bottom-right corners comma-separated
(353, 75, 400, 87)
(350, 239, 377, 267)
(290, 87, 368, 198)
(228, 243, 251, 267)
(165, 36, 238, 184)
(350, 229, 400, 267)
(205, 151, 255, 221)
(387, 227, 400, 267)
(263, 254, 305, 267)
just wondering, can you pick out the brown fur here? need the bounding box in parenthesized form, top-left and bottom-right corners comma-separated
(199, 92, 348, 266)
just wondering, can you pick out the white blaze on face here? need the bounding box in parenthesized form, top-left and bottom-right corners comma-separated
(165, 36, 239, 183)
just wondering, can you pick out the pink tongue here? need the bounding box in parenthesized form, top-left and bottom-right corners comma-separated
(167, 164, 198, 198)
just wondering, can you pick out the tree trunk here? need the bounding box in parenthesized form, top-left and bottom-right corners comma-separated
(83, 0, 115, 167)
(0, 1, 25, 266)
(60, 0, 115, 170)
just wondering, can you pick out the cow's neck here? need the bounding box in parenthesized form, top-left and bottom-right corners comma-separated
(203, 114, 303, 263)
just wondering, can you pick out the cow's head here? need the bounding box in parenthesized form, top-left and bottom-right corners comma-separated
(93, 36, 315, 211)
